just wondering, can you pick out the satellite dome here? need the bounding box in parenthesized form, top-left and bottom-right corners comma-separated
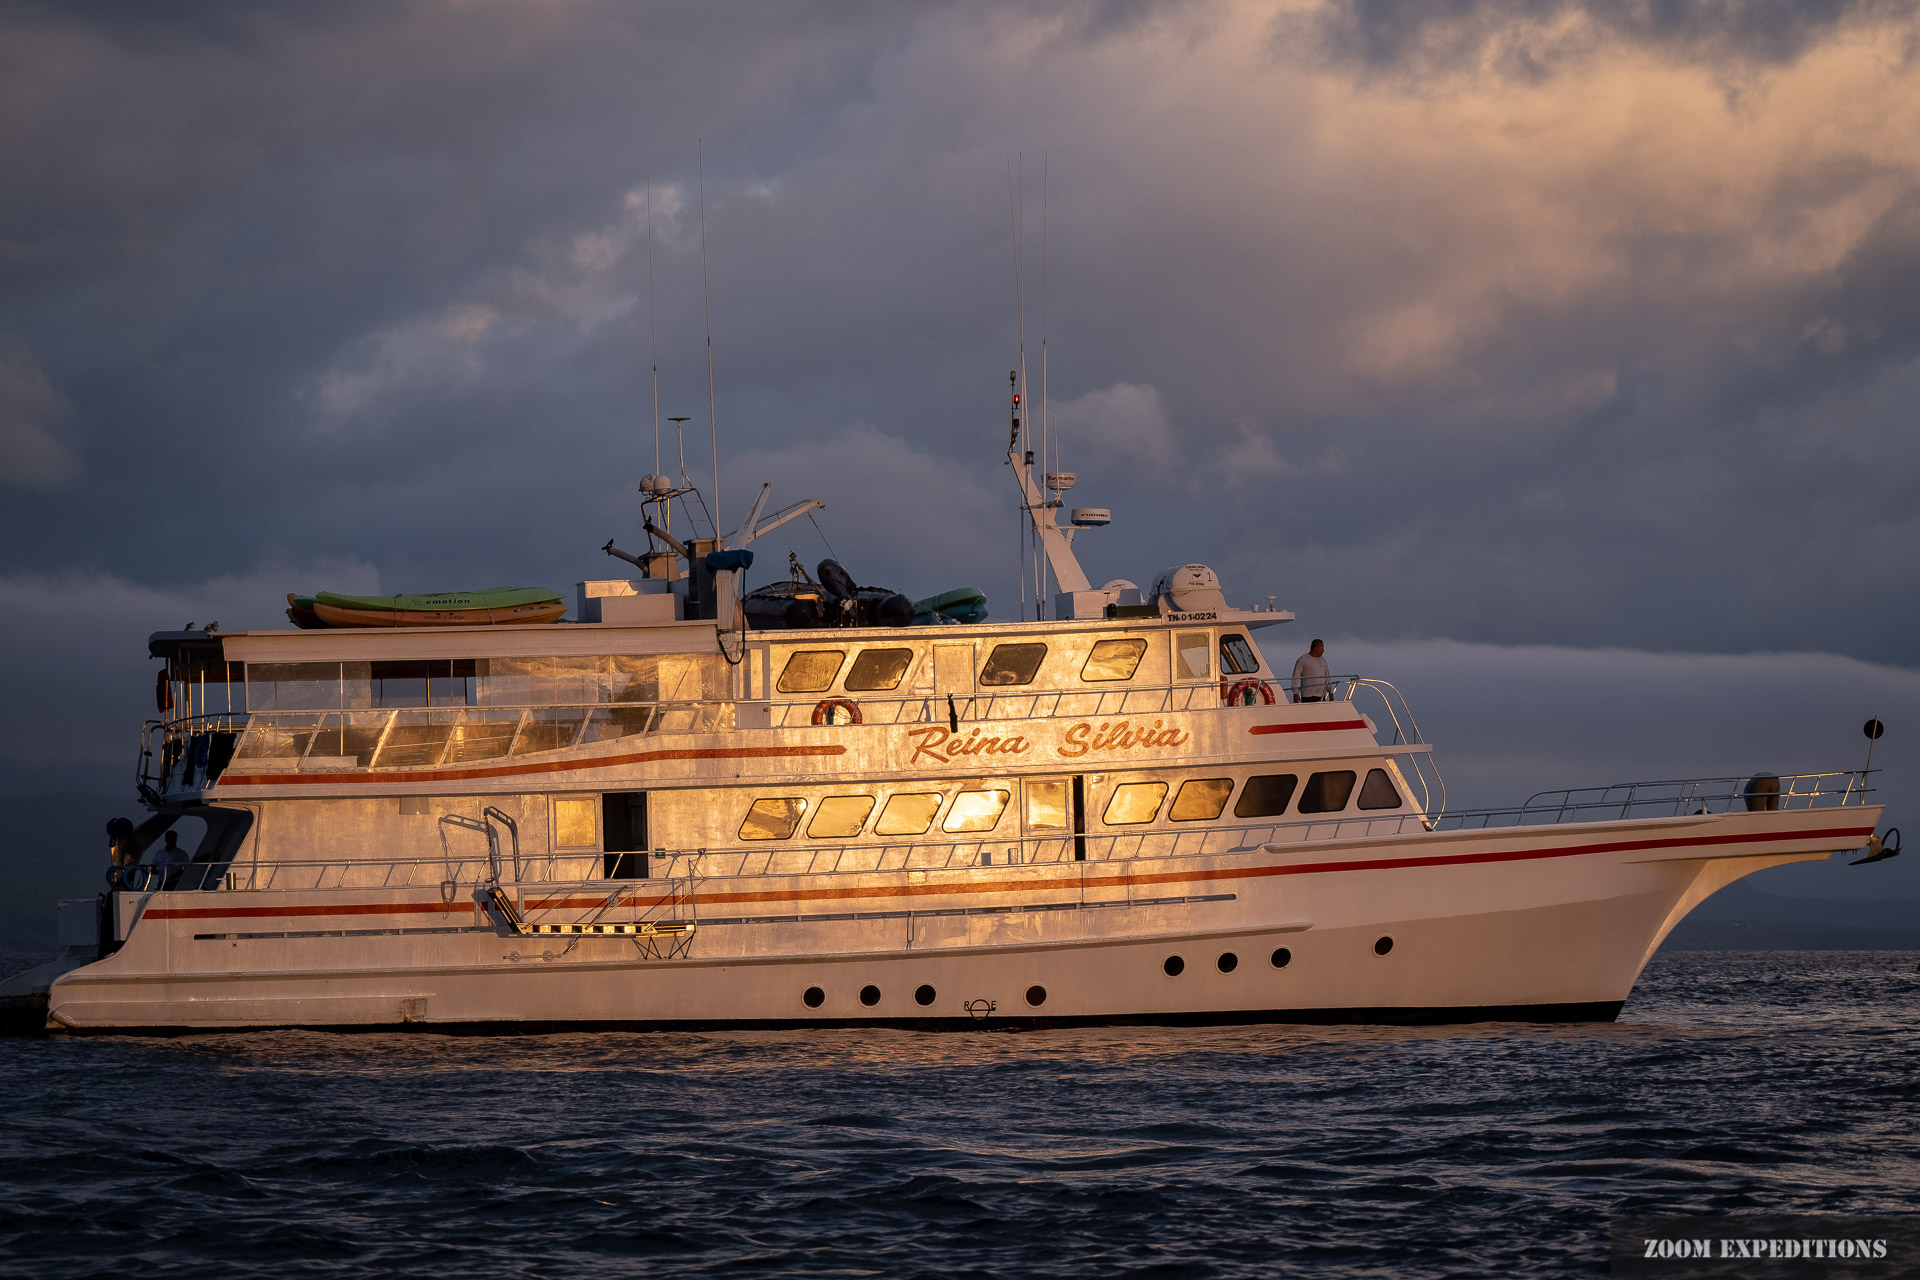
(1149, 564, 1227, 614)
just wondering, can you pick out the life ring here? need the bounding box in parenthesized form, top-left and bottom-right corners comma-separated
(1221, 678, 1276, 707)
(811, 697, 863, 726)
(155, 669, 173, 715)
(108, 864, 157, 892)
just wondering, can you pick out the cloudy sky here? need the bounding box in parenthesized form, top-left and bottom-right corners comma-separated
(3, 1, 1914, 894)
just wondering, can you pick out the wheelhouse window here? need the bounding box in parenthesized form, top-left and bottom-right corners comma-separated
(808, 795, 875, 838)
(1220, 635, 1259, 676)
(553, 796, 598, 847)
(980, 643, 1047, 687)
(875, 792, 943, 836)
(1080, 638, 1146, 682)
(1174, 632, 1210, 679)
(1357, 769, 1403, 810)
(740, 797, 807, 841)
(844, 648, 914, 692)
(1298, 771, 1357, 814)
(943, 789, 1010, 833)
(1234, 774, 1297, 818)
(777, 651, 846, 694)
(1103, 781, 1168, 825)
(1169, 778, 1233, 822)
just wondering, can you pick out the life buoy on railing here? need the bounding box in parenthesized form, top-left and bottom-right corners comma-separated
(812, 697, 863, 726)
(155, 669, 173, 715)
(107, 864, 157, 892)
(1221, 678, 1276, 707)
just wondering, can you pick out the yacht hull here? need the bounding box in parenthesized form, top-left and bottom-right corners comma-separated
(42, 807, 1872, 1032)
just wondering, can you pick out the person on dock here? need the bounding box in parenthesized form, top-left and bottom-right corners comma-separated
(1291, 639, 1331, 703)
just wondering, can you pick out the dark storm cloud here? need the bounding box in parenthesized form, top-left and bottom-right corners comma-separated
(1297, 0, 1919, 76)
(1, 0, 1917, 799)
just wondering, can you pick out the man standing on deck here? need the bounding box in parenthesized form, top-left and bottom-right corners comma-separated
(1291, 639, 1331, 703)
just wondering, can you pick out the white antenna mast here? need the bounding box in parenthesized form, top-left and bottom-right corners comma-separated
(1040, 150, 1051, 614)
(647, 181, 660, 482)
(699, 141, 721, 540)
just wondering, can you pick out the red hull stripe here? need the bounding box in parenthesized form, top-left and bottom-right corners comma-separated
(218, 743, 846, 788)
(1249, 719, 1370, 735)
(144, 823, 1871, 921)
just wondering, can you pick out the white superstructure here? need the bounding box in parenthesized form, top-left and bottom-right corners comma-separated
(0, 389, 1890, 1031)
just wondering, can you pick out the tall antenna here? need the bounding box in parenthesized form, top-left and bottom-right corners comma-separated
(699, 141, 720, 541)
(1040, 150, 1051, 611)
(647, 181, 660, 481)
(1009, 156, 1029, 621)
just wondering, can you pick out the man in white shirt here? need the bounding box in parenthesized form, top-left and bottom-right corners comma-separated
(1291, 639, 1331, 702)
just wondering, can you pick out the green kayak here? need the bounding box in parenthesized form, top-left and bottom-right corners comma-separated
(314, 587, 563, 612)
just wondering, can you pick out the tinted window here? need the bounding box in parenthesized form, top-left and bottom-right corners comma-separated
(1174, 631, 1210, 679)
(845, 648, 913, 692)
(1357, 768, 1403, 810)
(776, 650, 845, 693)
(875, 792, 943, 836)
(553, 796, 597, 846)
(943, 790, 1010, 833)
(1025, 779, 1069, 830)
(1103, 781, 1168, 825)
(1298, 771, 1357, 814)
(980, 643, 1047, 686)
(1169, 778, 1233, 822)
(740, 797, 807, 840)
(1220, 635, 1259, 675)
(808, 795, 875, 838)
(1234, 774, 1298, 818)
(1081, 638, 1146, 682)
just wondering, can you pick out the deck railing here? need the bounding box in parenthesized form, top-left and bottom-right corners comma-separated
(131, 767, 1872, 900)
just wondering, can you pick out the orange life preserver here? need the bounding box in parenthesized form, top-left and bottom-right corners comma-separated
(812, 697, 862, 726)
(1221, 678, 1276, 707)
(155, 669, 174, 714)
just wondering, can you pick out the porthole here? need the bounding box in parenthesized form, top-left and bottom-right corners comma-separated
(1163, 954, 1185, 977)
(1026, 985, 1047, 1007)
(1217, 951, 1239, 974)
(914, 984, 936, 1007)
(803, 986, 825, 1008)
(1374, 936, 1394, 957)
(859, 984, 882, 1006)
(1270, 948, 1292, 969)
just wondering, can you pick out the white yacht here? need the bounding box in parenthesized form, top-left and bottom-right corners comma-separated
(1, 382, 1891, 1031)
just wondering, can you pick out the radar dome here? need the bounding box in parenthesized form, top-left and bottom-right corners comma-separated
(1149, 564, 1227, 614)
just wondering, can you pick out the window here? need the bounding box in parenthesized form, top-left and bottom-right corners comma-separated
(1174, 632, 1210, 679)
(943, 790, 1010, 833)
(554, 797, 598, 847)
(1357, 768, 1403, 810)
(1170, 778, 1233, 822)
(602, 792, 648, 879)
(740, 797, 807, 840)
(844, 648, 914, 692)
(808, 795, 875, 838)
(980, 643, 1047, 686)
(1025, 779, 1069, 830)
(1235, 774, 1298, 818)
(777, 650, 845, 693)
(1298, 770, 1357, 814)
(1220, 635, 1259, 676)
(1103, 781, 1168, 825)
(1080, 638, 1146, 682)
(875, 792, 943, 836)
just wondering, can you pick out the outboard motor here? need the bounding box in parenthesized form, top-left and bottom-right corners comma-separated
(817, 559, 859, 625)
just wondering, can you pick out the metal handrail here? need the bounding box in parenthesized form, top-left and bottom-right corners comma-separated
(127, 766, 1873, 897)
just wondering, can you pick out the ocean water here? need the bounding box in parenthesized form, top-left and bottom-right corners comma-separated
(1, 950, 1915, 1279)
